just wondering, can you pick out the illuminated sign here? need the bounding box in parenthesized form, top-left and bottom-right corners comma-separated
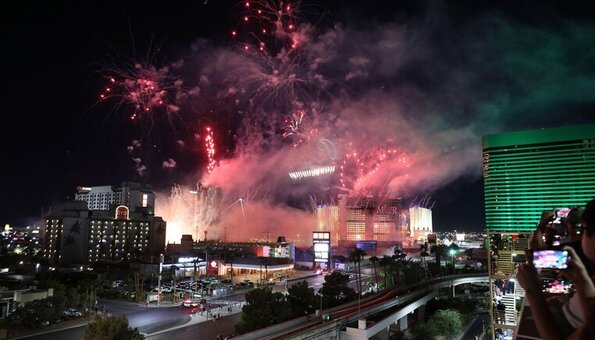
(313, 231, 331, 264)
(115, 206, 129, 220)
(314, 243, 329, 252)
(313, 232, 330, 240)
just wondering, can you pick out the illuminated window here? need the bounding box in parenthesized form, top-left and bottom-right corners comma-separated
(142, 194, 148, 207)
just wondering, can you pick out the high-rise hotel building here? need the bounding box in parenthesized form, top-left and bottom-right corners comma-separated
(482, 124, 595, 338)
(44, 183, 166, 265)
(483, 124, 595, 231)
(338, 194, 403, 245)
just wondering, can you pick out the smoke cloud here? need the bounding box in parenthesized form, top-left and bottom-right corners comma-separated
(141, 2, 595, 243)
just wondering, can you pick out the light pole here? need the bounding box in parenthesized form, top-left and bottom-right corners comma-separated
(319, 294, 323, 320)
(157, 253, 164, 306)
(449, 249, 458, 274)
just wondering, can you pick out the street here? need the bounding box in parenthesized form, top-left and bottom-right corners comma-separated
(459, 311, 490, 340)
(147, 313, 242, 340)
(16, 269, 373, 340)
(18, 299, 193, 340)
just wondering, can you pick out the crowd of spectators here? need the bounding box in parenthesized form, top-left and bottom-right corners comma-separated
(517, 199, 595, 340)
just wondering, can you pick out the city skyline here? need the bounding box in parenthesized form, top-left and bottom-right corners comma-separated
(2, 0, 595, 233)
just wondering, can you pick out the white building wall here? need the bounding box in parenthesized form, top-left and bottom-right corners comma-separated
(408, 207, 433, 239)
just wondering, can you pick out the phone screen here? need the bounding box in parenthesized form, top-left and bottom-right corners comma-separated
(542, 278, 573, 294)
(556, 208, 571, 219)
(532, 250, 570, 269)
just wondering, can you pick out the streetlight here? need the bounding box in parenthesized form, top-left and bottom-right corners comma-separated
(449, 249, 457, 273)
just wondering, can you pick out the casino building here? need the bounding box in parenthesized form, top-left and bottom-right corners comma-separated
(482, 124, 595, 338)
(44, 183, 166, 265)
(483, 124, 595, 232)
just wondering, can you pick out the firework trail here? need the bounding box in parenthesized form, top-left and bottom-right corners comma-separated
(204, 126, 217, 173)
(156, 182, 221, 243)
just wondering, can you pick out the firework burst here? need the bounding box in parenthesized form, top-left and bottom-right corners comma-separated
(339, 142, 410, 192)
(99, 60, 185, 124)
(228, 0, 326, 122)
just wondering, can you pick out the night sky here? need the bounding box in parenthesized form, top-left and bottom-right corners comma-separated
(2, 1, 595, 233)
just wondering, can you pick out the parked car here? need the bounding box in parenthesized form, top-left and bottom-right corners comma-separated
(152, 285, 172, 292)
(182, 300, 199, 308)
(63, 309, 82, 318)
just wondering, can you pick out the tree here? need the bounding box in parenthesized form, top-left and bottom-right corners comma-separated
(369, 255, 379, 291)
(39, 280, 67, 320)
(348, 248, 366, 296)
(431, 244, 446, 275)
(84, 314, 144, 340)
(79, 277, 101, 315)
(258, 257, 270, 285)
(427, 297, 478, 316)
(235, 287, 292, 334)
(402, 261, 426, 285)
(8, 298, 58, 331)
(319, 271, 355, 308)
(379, 255, 394, 288)
(429, 309, 463, 339)
(409, 323, 438, 340)
(286, 281, 316, 316)
(220, 247, 239, 283)
(392, 248, 407, 285)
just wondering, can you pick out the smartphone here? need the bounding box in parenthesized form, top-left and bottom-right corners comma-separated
(556, 208, 571, 219)
(541, 278, 573, 294)
(532, 249, 570, 269)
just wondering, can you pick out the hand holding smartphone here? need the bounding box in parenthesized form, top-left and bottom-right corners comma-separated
(531, 249, 570, 269)
(528, 249, 574, 294)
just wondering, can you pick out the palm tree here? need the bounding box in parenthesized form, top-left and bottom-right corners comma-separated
(220, 247, 239, 283)
(348, 248, 366, 296)
(391, 247, 407, 285)
(379, 255, 393, 288)
(431, 244, 446, 276)
(369, 256, 379, 291)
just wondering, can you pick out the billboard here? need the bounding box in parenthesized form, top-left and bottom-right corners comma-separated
(313, 231, 331, 264)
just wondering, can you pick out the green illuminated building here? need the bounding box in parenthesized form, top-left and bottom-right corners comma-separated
(483, 124, 595, 232)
